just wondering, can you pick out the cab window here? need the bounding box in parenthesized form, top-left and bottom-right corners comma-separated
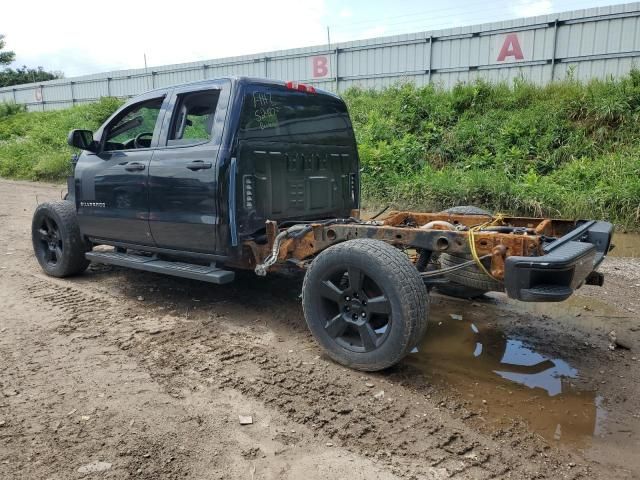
(167, 90, 220, 146)
(238, 86, 352, 145)
(104, 97, 164, 151)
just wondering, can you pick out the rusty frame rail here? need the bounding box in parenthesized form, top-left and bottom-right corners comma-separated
(227, 210, 580, 281)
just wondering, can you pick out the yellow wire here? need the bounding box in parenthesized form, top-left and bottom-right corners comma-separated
(468, 213, 506, 282)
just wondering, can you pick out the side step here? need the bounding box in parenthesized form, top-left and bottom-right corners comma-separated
(86, 251, 235, 285)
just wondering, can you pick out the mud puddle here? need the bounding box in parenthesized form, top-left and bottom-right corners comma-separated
(406, 305, 606, 446)
(502, 292, 636, 332)
(610, 232, 640, 258)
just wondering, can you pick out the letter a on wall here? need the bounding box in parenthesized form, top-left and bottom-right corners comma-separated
(497, 33, 524, 62)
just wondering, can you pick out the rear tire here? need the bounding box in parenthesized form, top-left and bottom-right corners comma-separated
(302, 239, 428, 371)
(32, 201, 89, 277)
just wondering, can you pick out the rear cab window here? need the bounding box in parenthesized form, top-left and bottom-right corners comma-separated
(237, 85, 355, 146)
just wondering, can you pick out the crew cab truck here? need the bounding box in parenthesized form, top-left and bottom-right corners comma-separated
(31, 77, 614, 372)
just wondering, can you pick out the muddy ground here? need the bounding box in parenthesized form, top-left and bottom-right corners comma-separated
(1, 179, 639, 479)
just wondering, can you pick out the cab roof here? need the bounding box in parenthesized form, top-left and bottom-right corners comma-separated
(142, 76, 339, 100)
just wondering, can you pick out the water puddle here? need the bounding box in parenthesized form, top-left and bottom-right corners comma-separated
(498, 291, 635, 335)
(406, 308, 606, 446)
(610, 233, 640, 258)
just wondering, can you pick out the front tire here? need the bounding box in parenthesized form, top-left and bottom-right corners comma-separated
(302, 239, 428, 371)
(32, 201, 89, 277)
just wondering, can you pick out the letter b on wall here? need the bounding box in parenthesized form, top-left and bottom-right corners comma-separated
(312, 56, 330, 78)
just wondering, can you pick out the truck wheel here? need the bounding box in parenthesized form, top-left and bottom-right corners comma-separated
(436, 205, 499, 298)
(32, 201, 90, 277)
(302, 239, 428, 371)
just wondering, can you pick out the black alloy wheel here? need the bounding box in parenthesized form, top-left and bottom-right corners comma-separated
(302, 239, 428, 371)
(31, 201, 90, 277)
(35, 215, 64, 267)
(317, 265, 392, 353)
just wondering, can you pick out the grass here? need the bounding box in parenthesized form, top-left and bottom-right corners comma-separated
(0, 72, 639, 229)
(0, 98, 121, 180)
(343, 71, 640, 230)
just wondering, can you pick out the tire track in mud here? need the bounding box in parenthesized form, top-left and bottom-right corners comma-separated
(1, 274, 198, 480)
(15, 270, 594, 479)
(24, 281, 111, 334)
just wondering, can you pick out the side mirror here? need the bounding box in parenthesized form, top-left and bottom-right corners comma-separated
(67, 129, 98, 153)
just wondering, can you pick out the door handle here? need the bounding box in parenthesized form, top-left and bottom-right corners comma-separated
(124, 162, 146, 172)
(187, 160, 212, 171)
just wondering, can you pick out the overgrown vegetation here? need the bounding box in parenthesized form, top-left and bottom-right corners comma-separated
(0, 101, 25, 118)
(0, 98, 121, 179)
(343, 71, 640, 230)
(0, 72, 639, 229)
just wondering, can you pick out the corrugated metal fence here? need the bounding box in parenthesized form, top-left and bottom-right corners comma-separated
(2, 2, 640, 111)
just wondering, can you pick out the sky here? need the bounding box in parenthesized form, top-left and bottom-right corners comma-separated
(1, 0, 626, 77)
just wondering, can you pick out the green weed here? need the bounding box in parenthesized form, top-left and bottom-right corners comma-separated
(344, 71, 640, 230)
(0, 73, 639, 230)
(0, 101, 26, 119)
(0, 97, 122, 180)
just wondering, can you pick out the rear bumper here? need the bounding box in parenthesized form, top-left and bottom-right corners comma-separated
(504, 220, 613, 302)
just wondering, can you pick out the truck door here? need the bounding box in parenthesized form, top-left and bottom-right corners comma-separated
(75, 93, 169, 245)
(148, 81, 230, 254)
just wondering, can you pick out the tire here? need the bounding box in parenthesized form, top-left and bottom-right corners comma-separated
(442, 205, 492, 217)
(32, 201, 90, 277)
(302, 239, 428, 371)
(438, 253, 503, 295)
(436, 205, 500, 298)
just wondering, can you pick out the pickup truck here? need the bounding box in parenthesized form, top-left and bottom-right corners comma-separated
(31, 77, 614, 372)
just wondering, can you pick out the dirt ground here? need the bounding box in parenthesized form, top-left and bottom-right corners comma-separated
(1, 179, 639, 480)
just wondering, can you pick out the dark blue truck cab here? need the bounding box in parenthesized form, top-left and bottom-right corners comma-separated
(69, 78, 358, 257)
(32, 77, 613, 371)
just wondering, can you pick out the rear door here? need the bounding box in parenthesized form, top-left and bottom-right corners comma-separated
(76, 92, 168, 245)
(148, 80, 231, 253)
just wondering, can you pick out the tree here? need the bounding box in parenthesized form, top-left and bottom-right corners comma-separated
(0, 34, 62, 87)
(0, 34, 15, 66)
(0, 66, 63, 87)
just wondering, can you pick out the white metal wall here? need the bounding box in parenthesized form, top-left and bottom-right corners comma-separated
(2, 2, 640, 111)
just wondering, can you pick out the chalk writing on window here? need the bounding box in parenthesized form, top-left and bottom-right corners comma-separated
(252, 91, 279, 129)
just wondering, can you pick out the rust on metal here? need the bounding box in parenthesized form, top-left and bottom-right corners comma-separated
(265, 220, 278, 246)
(234, 210, 572, 278)
(491, 244, 508, 278)
(379, 210, 576, 235)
